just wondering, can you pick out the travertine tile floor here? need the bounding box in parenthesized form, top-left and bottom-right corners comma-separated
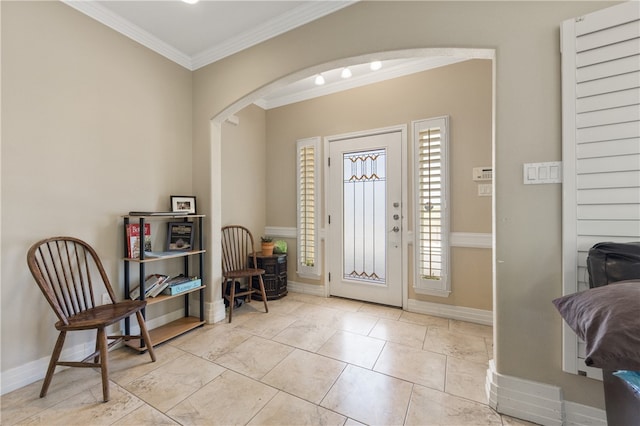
(1, 292, 537, 425)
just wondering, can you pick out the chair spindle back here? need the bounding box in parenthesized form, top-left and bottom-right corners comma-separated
(27, 237, 115, 326)
(221, 226, 257, 273)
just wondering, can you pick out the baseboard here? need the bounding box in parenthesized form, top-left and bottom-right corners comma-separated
(287, 280, 327, 297)
(564, 401, 607, 426)
(407, 298, 493, 326)
(486, 360, 606, 426)
(1, 339, 95, 396)
(1, 307, 189, 396)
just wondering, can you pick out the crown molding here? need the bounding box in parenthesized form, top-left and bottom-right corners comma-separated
(191, 1, 357, 70)
(63, 1, 193, 69)
(63, 1, 356, 71)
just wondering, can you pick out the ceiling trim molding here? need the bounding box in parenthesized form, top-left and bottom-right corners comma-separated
(191, 1, 357, 70)
(63, 1, 193, 69)
(63, 0, 356, 71)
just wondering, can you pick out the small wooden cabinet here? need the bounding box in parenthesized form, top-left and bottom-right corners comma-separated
(250, 253, 287, 300)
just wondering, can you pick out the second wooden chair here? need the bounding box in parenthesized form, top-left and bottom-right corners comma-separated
(221, 225, 269, 322)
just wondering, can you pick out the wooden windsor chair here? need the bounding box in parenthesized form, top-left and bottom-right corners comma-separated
(27, 236, 156, 402)
(221, 225, 269, 322)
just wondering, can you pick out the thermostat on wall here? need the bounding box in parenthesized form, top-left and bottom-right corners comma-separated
(472, 167, 493, 181)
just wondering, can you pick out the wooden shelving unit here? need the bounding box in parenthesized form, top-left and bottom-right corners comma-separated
(123, 214, 206, 352)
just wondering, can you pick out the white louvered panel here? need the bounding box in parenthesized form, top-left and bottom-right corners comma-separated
(578, 170, 640, 190)
(578, 204, 640, 220)
(576, 72, 640, 98)
(562, 2, 639, 379)
(576, 121, 640, 143)
(577, 138, 640, 158)
(577, 55, 640, 83)
(577, 88, 640, 113)
(577, 187, 640, 204)
(576, 19, 640, 51)
(577, 104, 640, 128)
(575, 2, 640, 36)
(577, 235, 640, 252)
(577, 154, 640, 174)
(576, 38, 640, 67)
(577, 220, 640, 237)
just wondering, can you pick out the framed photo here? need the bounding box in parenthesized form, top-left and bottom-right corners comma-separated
(170, 195, 196, 214)
(166, 222, 194, 251)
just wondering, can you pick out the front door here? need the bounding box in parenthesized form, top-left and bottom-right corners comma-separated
(327, 128, 403, 306)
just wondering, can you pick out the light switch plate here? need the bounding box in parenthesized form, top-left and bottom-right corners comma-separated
(523, 162, 562, 184)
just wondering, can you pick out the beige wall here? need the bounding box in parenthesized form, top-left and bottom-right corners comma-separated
(265, 60, 493, 310)
(192, 1, 613, 408)
(1, 0, 617, 410)
(1, 2, 192, 372)
(221, 104, 267, 238)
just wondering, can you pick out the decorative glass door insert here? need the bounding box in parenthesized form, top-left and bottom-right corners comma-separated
(342, 149, 386, 284)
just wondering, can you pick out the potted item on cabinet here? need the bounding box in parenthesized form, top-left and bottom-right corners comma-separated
(261, 236, 274, 256)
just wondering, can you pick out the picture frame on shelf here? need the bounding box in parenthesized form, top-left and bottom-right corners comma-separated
(166, 222, 194, 251)
(170, 195, 196, 214)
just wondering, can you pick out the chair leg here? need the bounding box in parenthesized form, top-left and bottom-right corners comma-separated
(228, 279, 235, 323)
(258, 275, 269, 313)
(40, 331, 67, 398)
(136, 310, 156, 362)
(97, 327, 109, 402)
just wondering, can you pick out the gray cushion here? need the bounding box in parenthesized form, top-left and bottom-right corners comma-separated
(552, 280, 640, 371)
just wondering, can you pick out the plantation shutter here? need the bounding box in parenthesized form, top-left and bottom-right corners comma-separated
(561, 1, 640, 379)
(297, 137, 321, 277)
(413, 117, 450, 296)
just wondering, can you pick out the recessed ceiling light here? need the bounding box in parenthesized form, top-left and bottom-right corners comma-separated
(314, 74, 325, 85)
(341, 67, 352, 79)
(182, 0, 199, 4)
(370, 61, 382, 71)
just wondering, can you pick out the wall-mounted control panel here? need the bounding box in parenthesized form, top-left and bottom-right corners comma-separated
(472, 167, 493, 181)
(523, 161, 562, 184)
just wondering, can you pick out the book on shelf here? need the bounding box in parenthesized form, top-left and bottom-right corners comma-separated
(126, 223, 151, 258)
(161, 275, 202, 296)
(130, 274, 168, 299)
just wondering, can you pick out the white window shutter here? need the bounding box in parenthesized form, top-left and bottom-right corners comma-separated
(296, 137, 321, 278)
(413, 117, 451, 297)
(561, 1, 640, 379)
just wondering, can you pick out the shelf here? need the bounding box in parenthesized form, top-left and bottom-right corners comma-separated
(124, 214, 206, 219)
(144, 285, 206, 306)
(125, 316, 205, 352)
(125, 249, 206, 263)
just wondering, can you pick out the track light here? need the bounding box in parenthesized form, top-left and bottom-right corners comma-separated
(314, 74, 325, 85)
(341, 67, 352, 78)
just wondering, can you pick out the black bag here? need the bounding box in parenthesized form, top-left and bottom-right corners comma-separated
(224, 280, 246, 308)
(586, 242, 640, 288)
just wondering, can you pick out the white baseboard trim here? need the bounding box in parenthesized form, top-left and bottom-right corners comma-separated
(1, 340, 95, 396)
(486, 360, 606, 426)
(407, 298, 493, 326)
(1, 307, 191, 396)
(287, 280, 327, 297)
(205, 298, 227, 324)
(564, 401, 607, 426)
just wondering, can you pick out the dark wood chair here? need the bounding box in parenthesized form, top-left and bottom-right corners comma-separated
(221, 225, 269, 322)
(27, 236, 156, 402)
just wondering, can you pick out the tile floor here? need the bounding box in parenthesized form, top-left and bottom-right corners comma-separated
(1, 293, 537, 425)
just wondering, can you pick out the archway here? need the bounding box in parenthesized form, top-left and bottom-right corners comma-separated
(204, 48, 496, 333)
